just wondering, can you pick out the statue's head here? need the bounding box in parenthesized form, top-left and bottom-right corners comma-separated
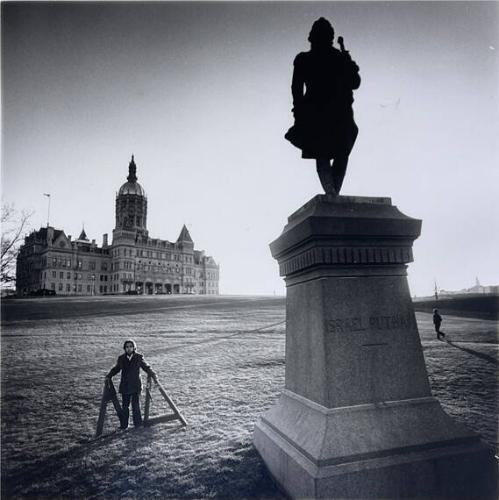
(308, 17, 335, 46)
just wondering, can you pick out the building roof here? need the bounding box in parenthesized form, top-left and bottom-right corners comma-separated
(78, 228, 89, 241)
(118, 155, 146, 197)
(177, 224, 193, 243)
(34, 227, 64, 244)
(118, 181, 146, 197)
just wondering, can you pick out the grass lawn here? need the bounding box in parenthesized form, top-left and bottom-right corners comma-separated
(1, 295, 497, 498)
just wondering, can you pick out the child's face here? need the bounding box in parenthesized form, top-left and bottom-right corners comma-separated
(125, 343, 134, 355)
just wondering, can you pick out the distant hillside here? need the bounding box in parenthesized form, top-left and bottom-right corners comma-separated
(413, 294, 499, 320)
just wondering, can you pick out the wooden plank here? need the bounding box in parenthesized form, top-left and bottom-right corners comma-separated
(110, 392, 123, 423)
(107, 379, 123, 424)
(95, 380, 109, 437)
(143, 375, 152, 424)
(95, 379, 123, 436)
(144, 413, 180, 426)
(156, 381, 188, 426)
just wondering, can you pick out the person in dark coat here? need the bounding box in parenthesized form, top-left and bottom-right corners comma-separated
(433, 309, 445, 340)
(106, 339, 157, 429)
(285, 17, 361, 195)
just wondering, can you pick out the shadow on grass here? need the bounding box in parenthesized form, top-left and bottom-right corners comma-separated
(206, 444, 285, 500)
(1, 424, 184, 498)
(238, 358, 285, 370)
(1, 424, 284, 499)
(446, 339, 499, 366)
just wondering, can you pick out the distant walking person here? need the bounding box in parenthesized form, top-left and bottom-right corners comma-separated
(433, 309, 445, 340)
(106, 339, 157, 429)
(285, 17, 361, 195)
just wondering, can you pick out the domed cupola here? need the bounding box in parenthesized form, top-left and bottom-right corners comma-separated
(115, 155, 148, 234)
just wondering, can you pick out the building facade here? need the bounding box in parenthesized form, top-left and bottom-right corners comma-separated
(16, 157, 220, 296)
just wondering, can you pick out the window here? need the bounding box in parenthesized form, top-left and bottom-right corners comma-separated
(77, 261, 82, 269)
(67, 272, 71, 279)
(78, 284, 82, 292)
(51, 283, 55, 290)
(60, 272, 64, 279)
(87, 285, 91, 292)
(52, 271, 56, 278)
(52, 258, 57, 266)
(66, 284, 71, 292)
(90, 261, 96, 270)
(59, 283, 63, 291)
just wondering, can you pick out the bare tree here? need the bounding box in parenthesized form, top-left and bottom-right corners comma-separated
(1, 204, 33, 286)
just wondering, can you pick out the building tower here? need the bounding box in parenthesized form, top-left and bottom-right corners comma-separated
(115, 155, 148, 236)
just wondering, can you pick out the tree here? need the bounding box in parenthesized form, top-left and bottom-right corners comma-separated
(1, 204, 33, 286)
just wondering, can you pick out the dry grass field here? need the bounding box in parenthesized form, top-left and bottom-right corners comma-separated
(1, 295, 498, 499)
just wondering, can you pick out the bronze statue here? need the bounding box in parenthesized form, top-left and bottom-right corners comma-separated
(285, 18, 361, 195)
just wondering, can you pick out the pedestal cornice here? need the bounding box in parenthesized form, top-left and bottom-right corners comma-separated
(270, 195, 421, 277)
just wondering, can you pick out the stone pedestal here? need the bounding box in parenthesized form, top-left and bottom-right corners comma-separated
(254, 195, 497, 499)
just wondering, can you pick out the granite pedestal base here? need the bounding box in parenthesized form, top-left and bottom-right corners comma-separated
(254, 195, 497, 499)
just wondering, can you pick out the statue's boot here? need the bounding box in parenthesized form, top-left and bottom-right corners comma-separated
(332, 155, 348, 194)
(316, 162, 337, 195)
(333, 174, 344, 194)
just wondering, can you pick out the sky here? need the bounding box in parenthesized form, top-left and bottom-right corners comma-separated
(2, 1, 498, 296)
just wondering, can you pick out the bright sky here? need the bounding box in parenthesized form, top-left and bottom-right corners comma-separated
(2, 2, 498, 296)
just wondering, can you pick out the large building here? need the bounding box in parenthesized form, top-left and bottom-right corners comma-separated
(16, 157, 220, 296)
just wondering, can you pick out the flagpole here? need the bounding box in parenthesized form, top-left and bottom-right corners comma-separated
(43, 193, 51, 227)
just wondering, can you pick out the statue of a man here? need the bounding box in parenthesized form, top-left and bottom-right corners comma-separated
(285, 18, 361, 195)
